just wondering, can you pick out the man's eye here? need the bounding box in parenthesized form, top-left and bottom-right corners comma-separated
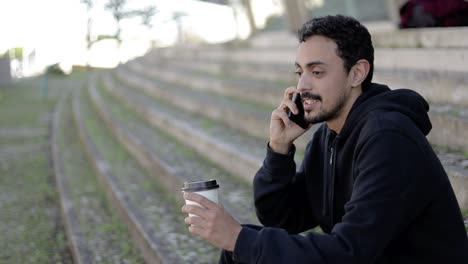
(312, 71, 323, 76)
(295, 71, 302, 77)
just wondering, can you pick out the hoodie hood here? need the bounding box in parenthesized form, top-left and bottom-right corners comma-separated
(341, 83, 432, 138)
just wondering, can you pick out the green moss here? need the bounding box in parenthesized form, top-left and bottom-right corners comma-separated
(62, 92, 144, 263)
(461, 208, 468, 218)
(0, 76, 72, 263)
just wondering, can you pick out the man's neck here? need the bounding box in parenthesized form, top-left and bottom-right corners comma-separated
(327, 87, 362, 134)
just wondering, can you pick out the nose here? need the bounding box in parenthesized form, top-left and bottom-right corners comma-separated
(296, 72, 312, 93)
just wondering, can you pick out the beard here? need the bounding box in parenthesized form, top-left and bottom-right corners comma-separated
(303, 91, 348, 125)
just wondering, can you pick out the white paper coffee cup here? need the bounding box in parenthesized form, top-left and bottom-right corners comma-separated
(182, 179, 219, 217)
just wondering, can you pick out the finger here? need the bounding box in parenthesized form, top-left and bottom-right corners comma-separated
(278, 87, 300, 113)
(283, 86, 297, 100)
(277, 111, 294, 128)
(181, 204, 207, 218)
(272, 108, 294, 128)
(185, 216, 206, 227)
(183, 192, 218, 209)
(279, 98, 299, 115)
(188, 225, 207, 239)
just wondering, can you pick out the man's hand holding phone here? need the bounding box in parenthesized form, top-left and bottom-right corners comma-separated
(269, 87, 310, 154)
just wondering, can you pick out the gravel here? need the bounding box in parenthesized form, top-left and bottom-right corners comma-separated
(79, 87, 222, 263)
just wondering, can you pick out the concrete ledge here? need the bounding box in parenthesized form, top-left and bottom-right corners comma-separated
(373, 70, 468, 107)
(374, 48, 468, 73)
(88, 79, 185, 203)
(154, 45, 468, 73)
(119, 59, 468, 209)
(94, 74, 257, 222)
(100, 74, 262, 184)
(127, 61, 284, 108)
(372, 27, 468, 48)
(126, 60, 467, 154)
(72, 84, 170, 264)
(428, 111, 468, 151)
(448, 172, 468, 209)
(141, 53, 468, 107)
(246, 27, 468, 49)
(51, 91, 94, 264)
(117, 65, 315, 151)
(115, 67, 272, 142)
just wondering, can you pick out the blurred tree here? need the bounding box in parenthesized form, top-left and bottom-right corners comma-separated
(105, 0, 130, 46)
(283, 0, 309, 33)
(241, 0, 257, 35)
(136, 5, 158, 48)
(81, 0, 94, 68)
(104, 0, 157, 62)
(228, 0, 257, 38)
(172, 11, 188, 43)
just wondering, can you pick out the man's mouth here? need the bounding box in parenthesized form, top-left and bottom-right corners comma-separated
(301, 93, 321, 110)
(303, 99, 319, 105)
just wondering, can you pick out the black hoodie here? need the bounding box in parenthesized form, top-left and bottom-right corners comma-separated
(233, 83, 468, 263)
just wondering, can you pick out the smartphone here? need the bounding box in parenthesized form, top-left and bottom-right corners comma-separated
(288, 93, 308, 129)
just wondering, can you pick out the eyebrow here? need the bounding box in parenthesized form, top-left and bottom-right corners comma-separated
(294, 61, 326, 69)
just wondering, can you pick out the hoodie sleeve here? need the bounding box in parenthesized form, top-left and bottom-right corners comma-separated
(253, 142, 318, 234)
(234, 130, 433, 264)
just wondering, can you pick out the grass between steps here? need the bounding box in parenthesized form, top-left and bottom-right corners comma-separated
(81, 82, 221, 262)
(0, 134, 47, 147)
(96, 77, 263, 225)
(0, 77, 71, 263)
(115, 68, 275, 114)
(113, 70, 306, 162)
(462, 209, 468, 231)
(171, 62, 293, 88)
(0, 78, 56, 128)
(97, 77, 259, 181)
(87, 80, 191, 209)
(59, 95, 144, 263)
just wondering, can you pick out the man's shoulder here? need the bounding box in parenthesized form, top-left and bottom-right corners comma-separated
(357, 109, 424, 142)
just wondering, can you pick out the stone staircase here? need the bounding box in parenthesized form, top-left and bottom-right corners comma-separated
(51, 27, 468, 263)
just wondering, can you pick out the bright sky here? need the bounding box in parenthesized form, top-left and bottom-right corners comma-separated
(0, 0, 281, 73)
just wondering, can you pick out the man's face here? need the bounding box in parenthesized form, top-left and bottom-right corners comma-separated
(294, 35, 353, 125)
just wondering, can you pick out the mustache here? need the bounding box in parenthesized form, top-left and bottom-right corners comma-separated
(300, 92, 321, 101)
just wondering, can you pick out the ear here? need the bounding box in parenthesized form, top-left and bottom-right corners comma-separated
(350, 59, 370, 87)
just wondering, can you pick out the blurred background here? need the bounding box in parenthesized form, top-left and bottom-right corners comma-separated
(1, 1, 467, 263)
(0, 0, 419, 79)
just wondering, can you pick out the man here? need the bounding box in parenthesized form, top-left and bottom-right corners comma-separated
(182, 15, 468, 263)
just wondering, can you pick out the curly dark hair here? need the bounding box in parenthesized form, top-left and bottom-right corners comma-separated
(298, 15, 374, 91)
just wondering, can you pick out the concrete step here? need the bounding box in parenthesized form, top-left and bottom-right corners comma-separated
(426, 104, 468, 152)
(92, 73, 259, 224)
(152, 44, 468, 74)
(52, 91, 143, 263)
(115, 65, 316, 151)
(116, 63, 468, 209)
(371, 27, 468, 48)
(0, 77, 73, 263)
(103, 70, 304, 178)
(246, 27, 468, 49)
(126, 60, 286, 107)
(434, 146, 468, 209)
(100, 74, 266, 183)
(129, 58, 468, 152)
(73, 81, 220, 263)
(139, 53, 468, 108)
(373, 69, 468, 107)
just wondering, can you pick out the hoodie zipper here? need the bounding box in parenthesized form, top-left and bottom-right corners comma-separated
(328, 137, 338, 228)
(322, 131, 338, 228)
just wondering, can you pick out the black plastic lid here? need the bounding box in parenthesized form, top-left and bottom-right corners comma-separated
(182, 179, 219, 192)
